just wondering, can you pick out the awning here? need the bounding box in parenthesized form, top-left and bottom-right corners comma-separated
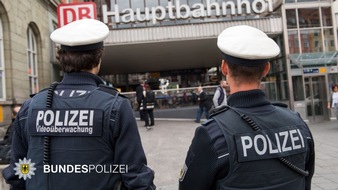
(289, 52, 338, 68)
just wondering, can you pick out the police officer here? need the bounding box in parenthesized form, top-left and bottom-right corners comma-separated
(179, 25, 315, 190)
(3, 19, 155, 190)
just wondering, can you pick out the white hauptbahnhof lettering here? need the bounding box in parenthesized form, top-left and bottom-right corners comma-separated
(102, 0, 274, 25)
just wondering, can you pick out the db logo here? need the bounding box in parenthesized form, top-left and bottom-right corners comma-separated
(57, 2, 97, 28)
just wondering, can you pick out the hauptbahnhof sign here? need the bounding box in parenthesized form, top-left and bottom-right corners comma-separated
(102, 0, 274, 25)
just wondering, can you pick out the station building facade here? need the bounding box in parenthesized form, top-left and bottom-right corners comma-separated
(93, 0, 338, 122)
(1, 0, 338, 125)
(0, 0, 59, 128)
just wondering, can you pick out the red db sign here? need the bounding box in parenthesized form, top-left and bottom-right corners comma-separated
(57, 2, 97, 28)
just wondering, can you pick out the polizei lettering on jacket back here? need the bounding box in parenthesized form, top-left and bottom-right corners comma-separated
(235, 126, 307, 162)
(29, 108, 104, 136)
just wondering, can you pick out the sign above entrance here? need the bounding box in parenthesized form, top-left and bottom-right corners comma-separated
(303, 67, 326, 74)
(303, 68, 319, 74)
(102, 0, 277, 26)
(57, 2, 97, 28)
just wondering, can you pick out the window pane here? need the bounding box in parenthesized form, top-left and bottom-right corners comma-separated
(33, 53, 36, 75)
(131, 0, 143, 7)
(34, 78, 38, 93)
(323, 28, 335, 51)
(0, 72, 3, 99)
(321, 7, 332, 27)
(286, 9, 297, 29)
(0, 20, 5, 100)
(288, 30, 300, 54)
(146, 0, 158, 7)
(29, 77, 33, 94)
(0, 42, 2, 68)
(298, 8, 320, 28)
(27, 27, 39, 94)
(27, 31, 30, 50)
(28, 53, 32, 72)
(292, 76, 304, 101)
(116, 0, 129, 9)
(300, 29, 322, 53)
(32, 35, 36, 51)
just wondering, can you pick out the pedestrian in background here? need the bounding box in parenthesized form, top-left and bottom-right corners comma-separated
(327, 84, 338, 120)
(3, 19, 155, 190)
(212, 80, 228, 108)
(0, 105, 21, 164)
(141, 83, 156, 129)
(180, 25, 314, 190)
(194, 86, 213, 123)
(191, 90, 198, 105)
(136, 79, 146, 120)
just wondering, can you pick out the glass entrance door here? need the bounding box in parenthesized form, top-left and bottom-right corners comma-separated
(305, 76, 327, 122)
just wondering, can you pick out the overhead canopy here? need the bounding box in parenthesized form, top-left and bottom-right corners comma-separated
(99, 38, 222, 75)
(289, 52, 338, 68)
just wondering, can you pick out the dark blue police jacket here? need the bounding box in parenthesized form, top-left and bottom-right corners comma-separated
(2, 72, 155, 190)
(213, 105, 311, 189)
(179, 90, 314, 190)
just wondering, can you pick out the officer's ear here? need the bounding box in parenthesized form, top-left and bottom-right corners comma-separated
(221, 60, 228, 76)
(262, 62, 271, 77)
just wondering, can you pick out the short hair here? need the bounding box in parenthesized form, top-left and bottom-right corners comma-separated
(56, 48, 104, 72)
(227, 61, 267, 85)
(332, 84, 338, 91)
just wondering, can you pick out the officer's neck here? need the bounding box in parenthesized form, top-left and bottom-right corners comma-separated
(229, 82, 260, 94)
(82, 66, 100, 75)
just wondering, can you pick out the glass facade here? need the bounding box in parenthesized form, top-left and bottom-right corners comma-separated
(287, 5, 337, 73)
(285, 0, 337, 121)
(286, 6, 334, 56)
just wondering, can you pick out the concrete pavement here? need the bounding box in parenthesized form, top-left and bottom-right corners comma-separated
(0, 119, 336, 189)
(138, 119, 338, 190)
(309, 121, 338, 190)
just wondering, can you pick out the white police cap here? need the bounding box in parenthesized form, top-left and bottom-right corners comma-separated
(50, 19, 109, 51)
(217, 25, 280, 66)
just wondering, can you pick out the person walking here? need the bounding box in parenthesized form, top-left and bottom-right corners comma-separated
(327, 84, 338, 120)
(141, 84, 156, 129)
(194, 86, 213, 123)
(179, 25, 315, 190)
(2, 19, 155, 190)
(212, 80, 228, 108)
